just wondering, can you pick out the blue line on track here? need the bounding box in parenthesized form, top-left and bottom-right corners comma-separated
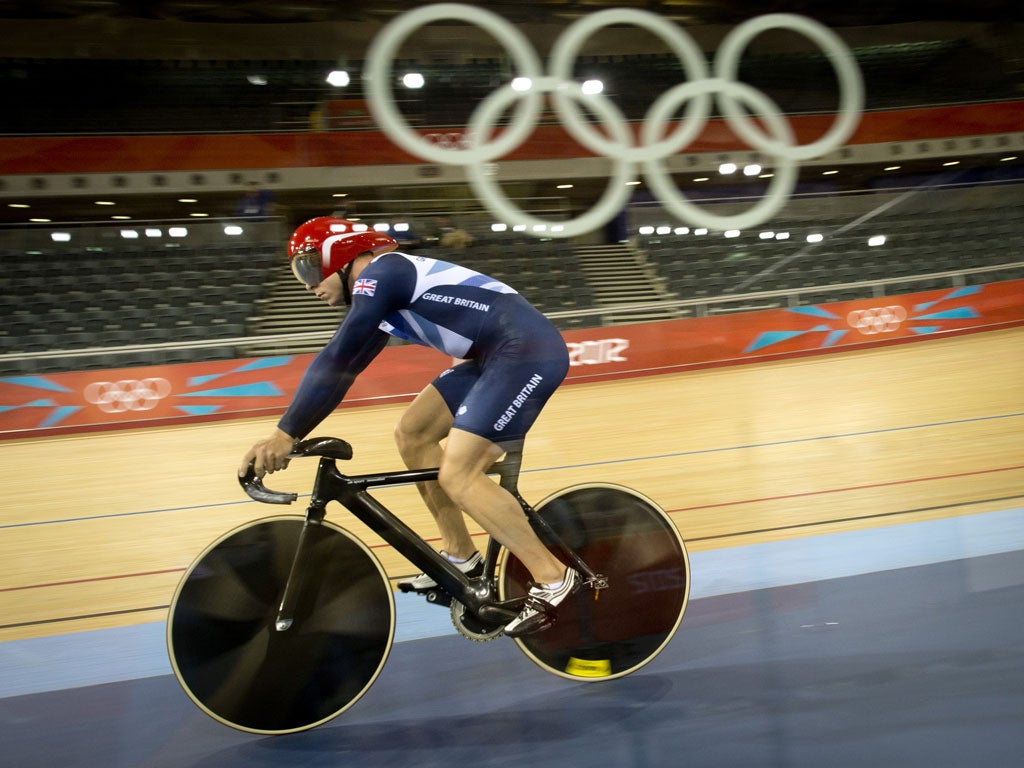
(3, 506, 1023, 699)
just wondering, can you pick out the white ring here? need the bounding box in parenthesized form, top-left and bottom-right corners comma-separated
(714, 13, 864, 160)
(547, 8, 711, 164)
(466, 78, 634, 238)
(363, 3, 543, 166)
(641, 78, 799, 231)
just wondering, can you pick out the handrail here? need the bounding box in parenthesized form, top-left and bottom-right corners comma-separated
(2, 261, 1021, 364)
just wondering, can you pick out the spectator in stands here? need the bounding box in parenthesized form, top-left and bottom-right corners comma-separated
(433, 215, 474, 248)
(235, 182, 275, 218)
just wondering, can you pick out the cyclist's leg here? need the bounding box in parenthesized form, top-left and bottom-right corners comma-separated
(436, 329, 571, 589)
(394, 381, 476, 560)
(440, 428, 567, 586)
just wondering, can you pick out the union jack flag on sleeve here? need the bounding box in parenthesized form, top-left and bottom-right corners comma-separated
(353, 278, 377, 297)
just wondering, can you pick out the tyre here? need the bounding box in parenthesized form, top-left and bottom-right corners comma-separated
(499, 484, 689, 681)
(167, 516, 395, 733)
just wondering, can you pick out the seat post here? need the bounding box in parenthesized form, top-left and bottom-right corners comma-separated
(491, 439, 524, 494)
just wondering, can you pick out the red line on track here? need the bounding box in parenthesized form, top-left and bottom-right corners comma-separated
(666, 464, 1024, 514)
(7, 465, 1022, 593)
(1, 567, 186, 593)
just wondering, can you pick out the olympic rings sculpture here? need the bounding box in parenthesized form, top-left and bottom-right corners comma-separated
(364, 4, 865, 237)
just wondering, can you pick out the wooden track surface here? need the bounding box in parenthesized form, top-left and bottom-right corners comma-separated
(2, 326, 1022, 642)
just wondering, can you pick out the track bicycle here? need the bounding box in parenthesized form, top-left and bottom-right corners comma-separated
(167, 436, 691, 734)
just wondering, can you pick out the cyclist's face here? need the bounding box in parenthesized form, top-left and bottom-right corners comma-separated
(310, 271, 345, 306)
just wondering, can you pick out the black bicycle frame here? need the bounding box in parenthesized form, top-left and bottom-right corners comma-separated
(240, 438, 600, 632)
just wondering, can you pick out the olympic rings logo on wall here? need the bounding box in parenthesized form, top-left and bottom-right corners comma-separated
(424, 132, 473, 151)
(847, 307, 908, 334)
(364, 4, 865, 237)
(84, 378, 172, 413)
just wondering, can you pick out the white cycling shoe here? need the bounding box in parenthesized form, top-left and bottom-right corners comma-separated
(397, 551, 483, 591)
(504, 567, 581, 637)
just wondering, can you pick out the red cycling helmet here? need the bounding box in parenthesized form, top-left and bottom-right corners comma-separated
(287, 216, 398, 286)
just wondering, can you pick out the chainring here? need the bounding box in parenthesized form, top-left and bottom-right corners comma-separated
(450, 600, 505, 642)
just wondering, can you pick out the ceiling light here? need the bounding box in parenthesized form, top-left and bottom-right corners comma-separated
(402, 72, 425, 89)
(884, 165, 901, 171)
(807, 233, 824, 243)
(189, 212, 209, 217)
(718, 162, 737, 175)
(868, 235, 887, 247)
(326, 70, 350, 87)
(95, 200, 116, 206)
(224, 225, 244, 236)
(178, 198, 198, 203)
(942, 160, 960, 167)
(822, 170, 839, 175)
(51, 232, 71, 242)
(8, 203, 29, 208)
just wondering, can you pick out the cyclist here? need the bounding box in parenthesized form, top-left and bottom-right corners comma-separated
(240, 216, 577, 636)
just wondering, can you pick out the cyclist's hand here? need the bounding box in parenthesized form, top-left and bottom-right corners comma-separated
(240, 429, 296, 478)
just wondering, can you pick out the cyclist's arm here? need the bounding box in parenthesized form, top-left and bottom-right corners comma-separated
(277, 322, 389, 440)
(278, 260, 410, 439)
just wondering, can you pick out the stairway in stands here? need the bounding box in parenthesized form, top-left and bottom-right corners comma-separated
(240, 266, 344, 357)
(574, 244, 680, 324)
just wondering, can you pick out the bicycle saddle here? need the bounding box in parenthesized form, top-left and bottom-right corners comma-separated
(291, 437, 353, 461)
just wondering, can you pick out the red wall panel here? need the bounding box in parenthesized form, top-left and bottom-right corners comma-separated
(2, 280, 1021, 438)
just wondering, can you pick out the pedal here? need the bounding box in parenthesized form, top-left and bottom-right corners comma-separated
(397, 584, 454, 608)
(585, 573, 610, 592)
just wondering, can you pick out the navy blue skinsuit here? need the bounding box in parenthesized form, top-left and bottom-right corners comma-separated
(278, 251, 570, 445)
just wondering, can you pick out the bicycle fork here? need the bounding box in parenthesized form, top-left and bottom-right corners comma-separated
(273, 502, 326, 632)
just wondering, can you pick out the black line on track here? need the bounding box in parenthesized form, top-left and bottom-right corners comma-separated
(1, 605, 169, 631)
(11, 496, 1023, 630)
